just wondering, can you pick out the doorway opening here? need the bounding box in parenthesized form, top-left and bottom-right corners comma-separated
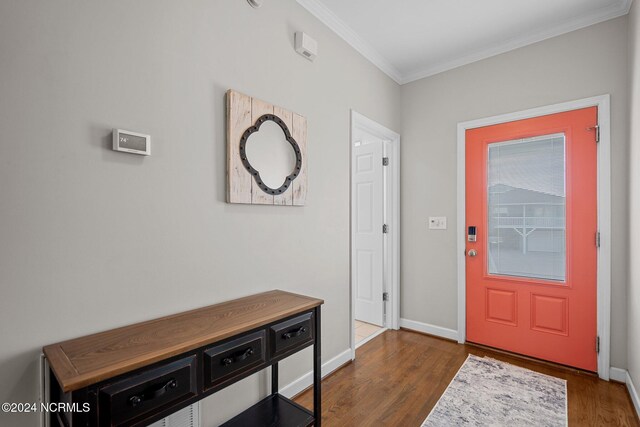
(350, 111, 400, 357)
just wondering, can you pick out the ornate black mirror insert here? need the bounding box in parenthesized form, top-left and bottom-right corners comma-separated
(239, 114, 303, 195)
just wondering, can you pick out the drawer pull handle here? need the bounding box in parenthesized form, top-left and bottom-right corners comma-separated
(282, 327, 307, 340)
(222, 347, 254, 366)
(129, 395, 143, 408)
(128, 379, 178, 408)
(150, 379, 178, 399)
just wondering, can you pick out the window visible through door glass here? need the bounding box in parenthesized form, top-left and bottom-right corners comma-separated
(487, 134, 566, 282)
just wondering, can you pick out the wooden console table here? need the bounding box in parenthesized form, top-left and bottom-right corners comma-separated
(43, 290, 323, 427)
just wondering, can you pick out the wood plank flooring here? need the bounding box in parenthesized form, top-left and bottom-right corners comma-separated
(295, 329, 639, 426)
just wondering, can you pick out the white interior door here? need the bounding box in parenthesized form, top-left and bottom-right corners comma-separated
(353, 129, 384, 327)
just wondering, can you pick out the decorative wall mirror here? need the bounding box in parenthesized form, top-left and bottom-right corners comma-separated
(227, 90, 307, 205)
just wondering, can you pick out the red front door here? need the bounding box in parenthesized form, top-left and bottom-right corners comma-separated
(465, 107, 598, 371)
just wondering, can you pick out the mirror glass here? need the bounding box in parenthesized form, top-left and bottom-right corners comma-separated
(245, 120, 297, 190)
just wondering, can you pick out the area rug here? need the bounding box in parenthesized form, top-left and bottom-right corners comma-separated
(422, 355, 567, 427)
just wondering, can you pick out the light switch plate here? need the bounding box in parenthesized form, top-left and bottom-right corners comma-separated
(429, 217, 447, 230)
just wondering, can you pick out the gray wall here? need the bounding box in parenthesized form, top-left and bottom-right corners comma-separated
(400, 16, 630, 369)
(0, 1, 634, 425)
(627, 0, 640, 398)
(0, 1, 400, 425)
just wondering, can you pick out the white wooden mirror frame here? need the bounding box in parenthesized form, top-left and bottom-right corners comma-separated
(226, 90, 308, 206)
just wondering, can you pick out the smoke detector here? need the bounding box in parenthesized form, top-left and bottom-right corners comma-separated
(295, 32, 318, 61)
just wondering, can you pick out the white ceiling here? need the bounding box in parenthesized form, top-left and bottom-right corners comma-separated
(297, 0, 632, 84)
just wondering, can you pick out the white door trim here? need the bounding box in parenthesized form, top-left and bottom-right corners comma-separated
(456, 95, 611, 380)
(351, 111, 401, 360)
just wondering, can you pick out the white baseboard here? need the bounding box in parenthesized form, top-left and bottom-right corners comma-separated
(610, 366, 628, 383)
(399, 318, 459, 341)
(279, 348, 352, 399)
(607, 367, 640, 419)
(628, 371, 640, 420)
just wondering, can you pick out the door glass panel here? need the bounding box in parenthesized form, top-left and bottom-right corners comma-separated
(487, 134, 566, 282)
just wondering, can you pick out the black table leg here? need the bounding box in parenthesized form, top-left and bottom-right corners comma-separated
(272, 362, 278, 395)
(313, 306, 321, 426)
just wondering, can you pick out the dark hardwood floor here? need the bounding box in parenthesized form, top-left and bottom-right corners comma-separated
(295, 329, 640, 426)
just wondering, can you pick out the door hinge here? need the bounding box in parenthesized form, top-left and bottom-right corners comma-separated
(382, 157, 389, 166)
(587, 125, 600, 143)
(383, 224, 389, 234)
(383, 292, 389, 301)
(596, 231, 601, 248)
(596, 336, 600, 354)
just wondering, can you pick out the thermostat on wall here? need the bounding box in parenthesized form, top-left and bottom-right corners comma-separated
(113, 129, 151, 156)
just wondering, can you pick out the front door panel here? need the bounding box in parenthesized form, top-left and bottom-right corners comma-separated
(465, 107, 598, 371)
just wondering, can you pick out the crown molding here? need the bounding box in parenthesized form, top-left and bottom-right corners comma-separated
(297, 0, 632, 85)
(401, 0, 633, 83)
(625, 0, 635, 14)
(296, 0, 403, 84)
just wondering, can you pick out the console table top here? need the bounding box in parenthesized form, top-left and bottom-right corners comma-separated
(44, 290, 323, 392)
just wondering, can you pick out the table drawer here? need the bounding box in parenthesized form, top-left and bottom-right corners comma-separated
(204, 330, 267, 390)
(98, 355, 197, 426)
(270, 312, 314, 359)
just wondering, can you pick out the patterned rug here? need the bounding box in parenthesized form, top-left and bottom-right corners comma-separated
(422, 355, 567, 427)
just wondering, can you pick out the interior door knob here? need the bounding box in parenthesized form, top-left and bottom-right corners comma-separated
(467, 249, 478, 257)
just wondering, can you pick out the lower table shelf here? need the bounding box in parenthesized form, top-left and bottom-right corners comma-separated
(221, 394, 315, 427)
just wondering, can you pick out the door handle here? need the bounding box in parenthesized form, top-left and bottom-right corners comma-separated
(467, 249, 478, 257)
